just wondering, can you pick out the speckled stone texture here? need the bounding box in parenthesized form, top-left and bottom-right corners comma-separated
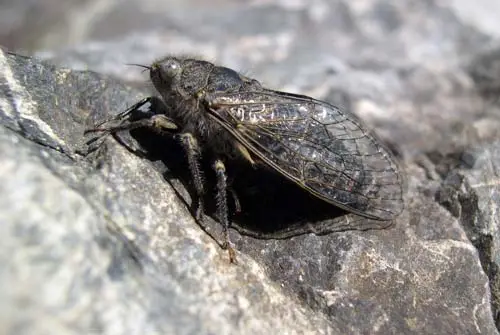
(1, 1, 500, 334)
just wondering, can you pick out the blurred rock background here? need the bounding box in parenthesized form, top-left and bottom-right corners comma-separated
(1, 0, 500, 334)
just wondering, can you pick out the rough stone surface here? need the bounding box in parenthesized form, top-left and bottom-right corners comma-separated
(436, 143, 500, 330)
(1, 0, 500, 334)
(0, 51, 336, 335)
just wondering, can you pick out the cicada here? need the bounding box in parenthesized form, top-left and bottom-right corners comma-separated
(86, 56, 405, 263)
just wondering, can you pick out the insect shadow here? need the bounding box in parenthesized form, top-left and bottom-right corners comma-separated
(112, 124, 351, 240)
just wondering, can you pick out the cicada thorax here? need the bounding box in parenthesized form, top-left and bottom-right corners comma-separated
(162, 63, 248, 160)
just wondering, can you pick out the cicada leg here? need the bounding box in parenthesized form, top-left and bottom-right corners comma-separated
(213, 159, 236, 263)
(83, 98, 178, 156)
(85, 114, 178, 135)
(176, 133, 206, 224)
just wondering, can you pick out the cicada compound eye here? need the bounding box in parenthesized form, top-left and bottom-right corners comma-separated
(160, 58, 182, 79)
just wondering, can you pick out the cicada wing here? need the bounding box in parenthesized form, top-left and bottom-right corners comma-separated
(206, 90, 405, 220)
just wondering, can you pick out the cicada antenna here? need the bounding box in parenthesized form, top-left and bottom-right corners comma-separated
(126, 63, 151, 73)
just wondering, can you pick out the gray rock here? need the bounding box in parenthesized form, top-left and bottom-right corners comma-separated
(0, 50, 338, 335)
(436, 143, 500, 330)
(0, 44, 498, 335)
(1, 0, 500, 334)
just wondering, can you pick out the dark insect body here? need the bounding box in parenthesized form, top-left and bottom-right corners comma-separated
(86, 56, 405, 263)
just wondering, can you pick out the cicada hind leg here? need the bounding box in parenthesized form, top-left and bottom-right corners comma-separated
(213, 159, 237, 263)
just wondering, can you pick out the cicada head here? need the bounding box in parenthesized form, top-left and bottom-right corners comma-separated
(150, 56, 182, 91)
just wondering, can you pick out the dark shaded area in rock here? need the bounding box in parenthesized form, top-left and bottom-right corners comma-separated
(468, 45, 500, 104)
